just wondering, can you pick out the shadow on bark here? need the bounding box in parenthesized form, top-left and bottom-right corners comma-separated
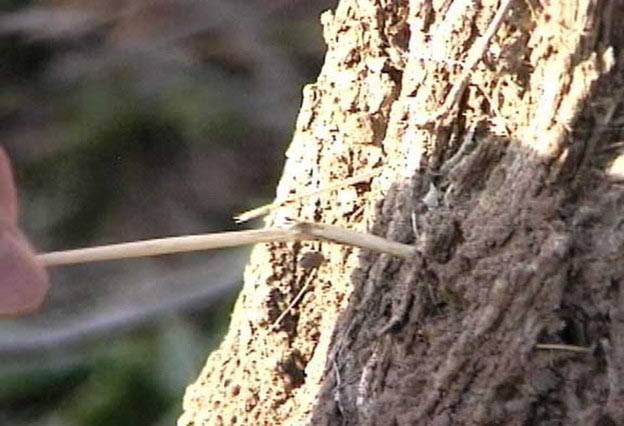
(312, 47, 624, 426)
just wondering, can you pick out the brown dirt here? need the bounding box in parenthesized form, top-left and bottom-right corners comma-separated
(312, 141, 624, 425)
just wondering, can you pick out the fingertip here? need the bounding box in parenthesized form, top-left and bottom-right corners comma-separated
(0, 146, 18, 225)
(0, 228, 50, 317)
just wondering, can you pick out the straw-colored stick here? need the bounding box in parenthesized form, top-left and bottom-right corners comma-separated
(38, 228, 296, 266)
(416, 0, 513, 126)
(296, 222, 415, 259)
(38, 222, 416, 267)
(535, 343, 592, 353)
(234, 169, 381, 223)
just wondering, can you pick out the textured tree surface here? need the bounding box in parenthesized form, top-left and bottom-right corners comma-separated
(179, 1, 624, 424)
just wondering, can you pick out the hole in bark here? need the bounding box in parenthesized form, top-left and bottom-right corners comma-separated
(608, 278, 619, 297)
(557, 305, 590, 346)
(383, 63, 403, 86)
(278, 350, 307, 391)
(493, 378, 521, 402)
(596, 414, 618, 426)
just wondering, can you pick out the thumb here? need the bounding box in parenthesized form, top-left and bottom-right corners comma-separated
(0, 147, 50, 316)
(0, 225, 49, 318)
(0, 147, 18, 226)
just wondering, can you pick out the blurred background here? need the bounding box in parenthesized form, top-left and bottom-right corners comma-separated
(0, 0, 331, 424)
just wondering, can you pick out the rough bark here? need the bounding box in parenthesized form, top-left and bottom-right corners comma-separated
(179, 1, 624, 425)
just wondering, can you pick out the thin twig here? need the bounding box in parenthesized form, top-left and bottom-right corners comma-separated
(234, 169, 381, 223)
(535, 343, 592, 353)
(418, 0, 514, 125)
(297, 222, 415, 258)
(438, 121, 478, 176)
(440, 0, 513, 113)
(332, 357, 346, 424)
(38, 222, 416, 267)
(38, 228, 296, 266)
(269, 270, 317, 331)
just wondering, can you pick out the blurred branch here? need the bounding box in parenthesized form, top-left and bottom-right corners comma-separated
(0, 7, 107, 39)
(0, 253, 244, 357)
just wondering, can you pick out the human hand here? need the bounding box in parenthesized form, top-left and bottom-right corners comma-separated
(0, 147, 49, 316)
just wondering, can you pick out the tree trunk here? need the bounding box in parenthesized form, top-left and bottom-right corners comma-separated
(179, 1, 624, 424)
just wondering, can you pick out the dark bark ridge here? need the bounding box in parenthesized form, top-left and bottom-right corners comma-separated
(312, 2, 624, 425)
(314, 140, 624, 425)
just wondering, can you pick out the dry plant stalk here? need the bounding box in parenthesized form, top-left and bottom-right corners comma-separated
(534, 343, 592, 353)
(38, 222, 416, 267)
(234, 169, 381, 223)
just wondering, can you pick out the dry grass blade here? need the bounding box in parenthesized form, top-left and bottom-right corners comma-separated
(234, 169, 381, 223)
(535, 343, 592, 353)
(38, 222, 416, 267)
